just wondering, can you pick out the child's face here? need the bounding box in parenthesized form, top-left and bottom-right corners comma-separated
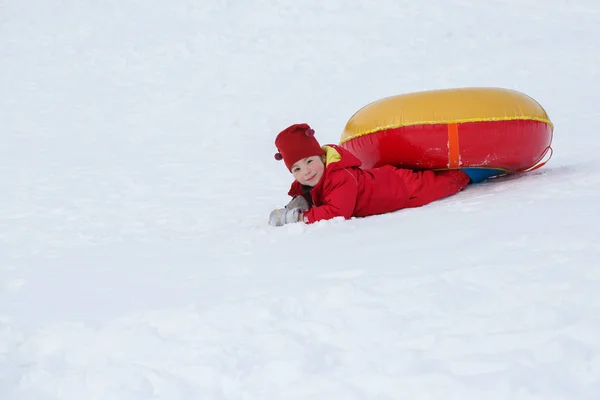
(291, 155, 325, 187)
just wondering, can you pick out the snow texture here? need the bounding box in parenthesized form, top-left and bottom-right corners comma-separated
(1, 0, 599, 399)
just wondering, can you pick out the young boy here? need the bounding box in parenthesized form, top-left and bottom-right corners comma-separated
(268, 123, 471, 227)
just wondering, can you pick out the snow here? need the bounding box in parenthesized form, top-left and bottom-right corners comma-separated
(1, 0, 600, 398)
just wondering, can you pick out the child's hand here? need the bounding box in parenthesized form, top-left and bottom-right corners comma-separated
(285, 195, 309, 211)
(268, 207, 303, 227)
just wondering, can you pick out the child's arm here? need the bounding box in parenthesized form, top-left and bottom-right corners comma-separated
(303, 173, 358, 223)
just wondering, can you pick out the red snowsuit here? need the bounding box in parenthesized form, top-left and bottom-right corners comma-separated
(288, 144, 470, 224)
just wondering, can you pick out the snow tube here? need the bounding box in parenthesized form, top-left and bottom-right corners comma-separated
(339, 87, 554, 178)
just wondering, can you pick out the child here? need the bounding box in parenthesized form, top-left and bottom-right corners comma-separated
(268, 123, 471, 227)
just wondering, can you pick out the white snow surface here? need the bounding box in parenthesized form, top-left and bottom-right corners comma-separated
(1, 0, 600, 398)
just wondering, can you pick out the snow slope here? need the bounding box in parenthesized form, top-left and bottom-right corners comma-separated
(1, 0, 600, 398)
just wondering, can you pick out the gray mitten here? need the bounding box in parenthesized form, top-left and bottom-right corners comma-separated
(268, 207, 302, 227)
(285, 195, 309, 211)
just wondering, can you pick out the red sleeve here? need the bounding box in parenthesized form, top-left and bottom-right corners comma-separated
(303, 170, 358, 223)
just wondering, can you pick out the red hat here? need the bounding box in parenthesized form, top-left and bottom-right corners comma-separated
(274, 123, 325, 170)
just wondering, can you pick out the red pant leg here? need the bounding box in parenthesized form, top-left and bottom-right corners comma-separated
(394, 169, 470, 208)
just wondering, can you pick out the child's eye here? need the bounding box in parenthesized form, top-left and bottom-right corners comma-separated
(307, 159, 312, 164)
(293, 168, 300, 173)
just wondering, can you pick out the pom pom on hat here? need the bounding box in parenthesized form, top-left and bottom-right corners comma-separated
(274, 123, 324, 170)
